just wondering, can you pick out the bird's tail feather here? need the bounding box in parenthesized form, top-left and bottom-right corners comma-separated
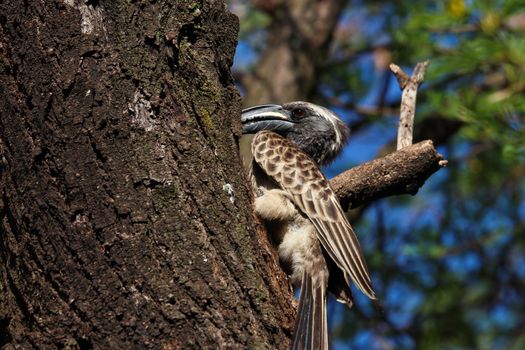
(291, 272, 328, 350)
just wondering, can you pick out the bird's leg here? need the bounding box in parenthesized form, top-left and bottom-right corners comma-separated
(254, 188, 296, 221)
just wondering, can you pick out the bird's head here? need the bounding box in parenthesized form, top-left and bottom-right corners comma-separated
(241, 101, 350, 165)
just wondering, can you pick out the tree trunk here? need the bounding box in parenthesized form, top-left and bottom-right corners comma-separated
(242, 0, 346, 106)
(0, 1, 294, 348)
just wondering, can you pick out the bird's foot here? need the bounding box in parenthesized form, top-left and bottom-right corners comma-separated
(256, 186, 267, 198)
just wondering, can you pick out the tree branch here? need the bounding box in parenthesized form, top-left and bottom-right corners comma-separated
(329, 61, 446, 211)
(390, 61, 430, 150)
(330, 140, 448, 211)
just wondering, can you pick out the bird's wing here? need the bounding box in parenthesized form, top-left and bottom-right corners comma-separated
(252, 130, 376, 299)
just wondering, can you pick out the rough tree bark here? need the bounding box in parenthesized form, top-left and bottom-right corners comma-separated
(0, 1, 295, 348)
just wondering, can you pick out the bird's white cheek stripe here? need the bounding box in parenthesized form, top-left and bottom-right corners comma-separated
(308, 104, 342, 151)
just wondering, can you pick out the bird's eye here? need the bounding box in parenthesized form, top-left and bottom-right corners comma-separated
(292, 108, 306, 119)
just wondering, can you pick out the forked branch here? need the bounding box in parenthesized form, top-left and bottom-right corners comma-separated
(391, 61, 430, 150)
(331, 60, 447, 209)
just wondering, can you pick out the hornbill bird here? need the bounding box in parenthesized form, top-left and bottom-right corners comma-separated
(241, 101, 376, 350)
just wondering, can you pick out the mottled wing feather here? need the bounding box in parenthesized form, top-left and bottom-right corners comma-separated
(252, 131, 376, 299)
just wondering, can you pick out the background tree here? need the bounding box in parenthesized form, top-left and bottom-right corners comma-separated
(230, 0, 525, 349)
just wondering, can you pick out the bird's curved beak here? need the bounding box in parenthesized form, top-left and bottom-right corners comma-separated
(241, 104, 294, 134)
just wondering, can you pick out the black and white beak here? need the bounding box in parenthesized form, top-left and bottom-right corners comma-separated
(241, 104, 294, 134)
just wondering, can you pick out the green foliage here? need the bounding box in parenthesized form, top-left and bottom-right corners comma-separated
(397, 2, 525, 162)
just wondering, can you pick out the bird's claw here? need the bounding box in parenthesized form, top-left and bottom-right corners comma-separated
(256, 186, 267, 197)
